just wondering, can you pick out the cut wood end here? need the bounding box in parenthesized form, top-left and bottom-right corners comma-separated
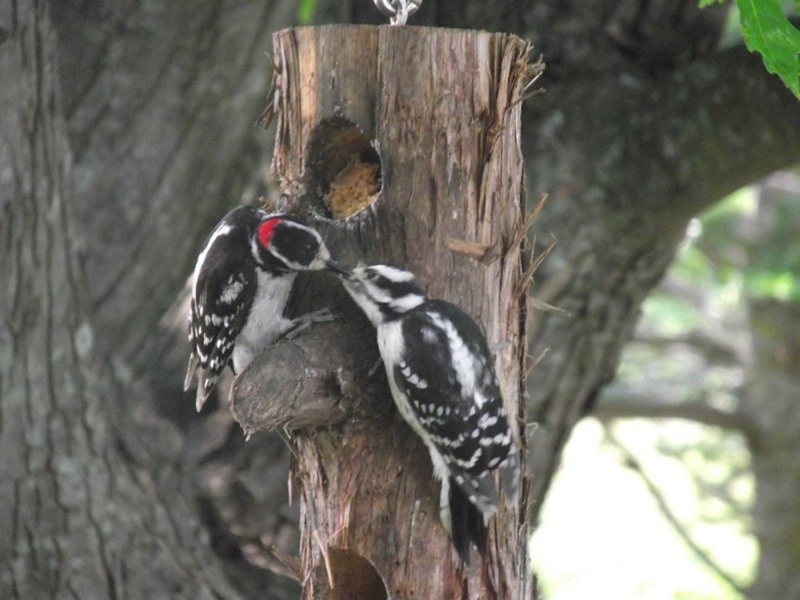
(229, 340, 355, 435)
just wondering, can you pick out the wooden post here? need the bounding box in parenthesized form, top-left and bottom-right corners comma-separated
(234, 24, 538, 599)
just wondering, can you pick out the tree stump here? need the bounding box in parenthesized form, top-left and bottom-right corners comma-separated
(233, 24, 538, 599)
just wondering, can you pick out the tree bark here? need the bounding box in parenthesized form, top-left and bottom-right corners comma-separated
(743, 181, 800, 599)
(0, 2, 276, 598)
(233, 25, 536, 599)
(48, 3, 305, 595)
(54, 0, 296, 369)
(746, 299, 800, 600)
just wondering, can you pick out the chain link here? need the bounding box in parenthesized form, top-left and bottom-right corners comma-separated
(373, 0, 421, 26)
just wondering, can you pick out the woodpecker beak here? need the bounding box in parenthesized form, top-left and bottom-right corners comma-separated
(325, 259, 352, 277)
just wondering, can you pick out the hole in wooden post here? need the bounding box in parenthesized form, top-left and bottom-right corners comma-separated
(305, 116, 382, 221)
(312, 546, 389, 600)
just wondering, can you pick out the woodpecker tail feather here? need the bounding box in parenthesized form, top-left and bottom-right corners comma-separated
(449, 481, 487, 565)
(183, 354, 199, 392)
(194, 368, 211, 413)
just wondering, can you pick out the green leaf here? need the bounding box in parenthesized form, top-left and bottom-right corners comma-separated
(744, 270, 800, 300)
(736, 0, 800, 98)
(297, 0, 317, 24)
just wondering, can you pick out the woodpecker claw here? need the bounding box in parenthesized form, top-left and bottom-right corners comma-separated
(283, 308, 336, 340)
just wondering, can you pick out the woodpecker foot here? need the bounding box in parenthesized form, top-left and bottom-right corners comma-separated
(284, 307, 336, 340)
(488, 339, 511, 355)
(367, 357, 384, 377)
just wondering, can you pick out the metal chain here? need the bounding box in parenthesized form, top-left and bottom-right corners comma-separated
(373, 0, 421, 26)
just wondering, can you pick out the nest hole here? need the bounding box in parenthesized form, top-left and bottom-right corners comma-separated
(312, 547, 389, 600)
(305, 116, 382, 221)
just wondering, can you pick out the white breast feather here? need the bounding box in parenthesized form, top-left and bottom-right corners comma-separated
(232, 271, 295, 373)
(378, 319, 449, 483)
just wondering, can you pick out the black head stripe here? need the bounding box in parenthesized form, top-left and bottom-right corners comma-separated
(380, 278, 425, 299)
(366, 266, 425, 297)
(270, 222, 321, 267)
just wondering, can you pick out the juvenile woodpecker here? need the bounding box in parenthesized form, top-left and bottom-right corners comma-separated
(184, 206, 345, 412)
(336, 263, 519, 562)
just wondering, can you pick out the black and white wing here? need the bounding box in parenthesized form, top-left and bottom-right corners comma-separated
(185, 219, 258, 411)
(394, 300, 518, 510)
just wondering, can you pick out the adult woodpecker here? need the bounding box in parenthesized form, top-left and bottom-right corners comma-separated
(335, 263, 519, 562)
(184, 206, 346, 411)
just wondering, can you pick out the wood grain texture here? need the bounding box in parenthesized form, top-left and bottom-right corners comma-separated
(235, 25, 537, 599)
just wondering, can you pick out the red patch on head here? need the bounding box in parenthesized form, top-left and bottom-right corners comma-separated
(257, 218, 283, 248)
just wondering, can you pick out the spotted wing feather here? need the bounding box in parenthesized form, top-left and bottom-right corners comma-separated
(186, 227, 257, 407)
(394, 300, 517, 510)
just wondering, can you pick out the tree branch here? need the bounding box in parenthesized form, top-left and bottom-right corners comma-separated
(231, 303, 378, 436)
(595, 394, 760, 449)
(604, 430, 748, 596)
(525, 43, 800, 243)
(650, 45, 800, 224)
(632, 328, 745, 365)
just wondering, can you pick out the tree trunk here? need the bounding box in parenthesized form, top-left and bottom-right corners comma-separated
(746, 299, 800, 600)
(47, 2, 305, 595)
(744, 182, 800, 599)
(0, 2, 270, 598)
(233, 25, 537, 599)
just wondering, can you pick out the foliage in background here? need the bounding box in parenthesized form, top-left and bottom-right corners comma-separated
(535, 168, 800, 599)
(702, 0, 800, 98)
(693, 180, 800, 300)
(297, 0, 317, 24)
